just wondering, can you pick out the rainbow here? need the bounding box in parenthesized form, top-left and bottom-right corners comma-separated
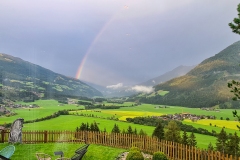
(75, 6, 128, 80)
(75, 15, 115, 80)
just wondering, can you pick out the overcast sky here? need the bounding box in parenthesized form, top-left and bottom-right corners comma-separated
(0, 0, 240, 87)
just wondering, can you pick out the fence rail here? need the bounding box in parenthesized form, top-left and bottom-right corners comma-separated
(0, 130, 239, 160)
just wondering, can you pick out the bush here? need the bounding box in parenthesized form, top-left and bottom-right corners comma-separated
(129, 147, 141, 152)
(126, 151, 144, 160)
(152, 151, 168, 160)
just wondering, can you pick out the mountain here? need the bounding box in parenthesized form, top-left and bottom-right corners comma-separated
(90, 65, 195, 98)
(139, 65, 195, 86)
(137, 41, 240, 108)
(0, 53, 102, 100)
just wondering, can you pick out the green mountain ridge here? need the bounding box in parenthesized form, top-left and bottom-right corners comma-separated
(137, 41, 240, 108)
(0, 53, 102, 100)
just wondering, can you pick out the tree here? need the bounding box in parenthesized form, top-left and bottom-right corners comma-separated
(133, 128, 137, 135)
(188, 132, 197, 147)
(229, 4, 240, 34)
(127, 125, 133, 134)
(139, 129, 147, 136)
(208, 142, 214, 151)
(228, 3, 240, 129)
(226, 132, 240, 157)
(164, 120, 181, 143)
(152, 123, 164, 140)
(181, 130, 188, 145)
(111, 123, 121, 133)
(216, 128, 228, 154)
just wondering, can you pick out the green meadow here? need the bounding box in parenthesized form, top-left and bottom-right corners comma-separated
(1, 99, 239, 149)
(0, 143, 126, 160)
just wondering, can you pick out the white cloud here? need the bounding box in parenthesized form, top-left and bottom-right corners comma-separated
(131, 85, 153, 93)
(106, 83, 123, 89)
(152, 80, 155, 84)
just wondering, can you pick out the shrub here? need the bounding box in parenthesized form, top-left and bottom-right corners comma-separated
(126, 151, 144, 160)
(129, 147, 141, 152)
(152, 151, 168, 160)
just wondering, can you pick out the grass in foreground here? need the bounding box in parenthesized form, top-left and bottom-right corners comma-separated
(0, 143, 126, 160)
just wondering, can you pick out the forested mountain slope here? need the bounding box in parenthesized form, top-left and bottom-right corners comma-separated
(139, 41, 240, 108)
(0, 53, 102, 101)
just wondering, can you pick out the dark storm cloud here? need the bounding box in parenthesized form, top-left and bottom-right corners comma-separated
(0, 0, 240, 86)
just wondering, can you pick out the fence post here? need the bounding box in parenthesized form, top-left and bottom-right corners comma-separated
(44, 130, 48, 143)
(1, 130, 4, 143)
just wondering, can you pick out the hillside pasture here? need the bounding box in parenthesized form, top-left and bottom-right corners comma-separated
(0, 100, 81, 124)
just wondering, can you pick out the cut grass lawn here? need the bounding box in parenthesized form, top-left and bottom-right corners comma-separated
(0, 143, 126, 160)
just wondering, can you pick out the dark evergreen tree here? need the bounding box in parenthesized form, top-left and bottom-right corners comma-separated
(152, 123, 164, 140)
(208, 142, 214, 151)
(127, 125, 133, 134)
(122, 129, 126, 134)
(229, 4, 240, 34)
(139, 129, 147, 136)
(164, 120, 181, 143)
(133, 128, 137, 135)
(216, 128, 228, 154)
(93, 121, 100, 132)
(111, 123, 121, 133)
(188, 132, 197, 147)
(226, 132, 240, 157)
(79, 123, 86, 131)
(181, 130, 188, 145)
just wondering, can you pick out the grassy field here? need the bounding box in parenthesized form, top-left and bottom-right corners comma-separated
(1, 99, 239, 149)
(0, 143, 126, 160)
(1, 100, 81, 124)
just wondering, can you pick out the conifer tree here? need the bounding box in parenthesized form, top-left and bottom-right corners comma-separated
(152, 123, 164, 140)
(181, 130, 188, 145)
(164, 120, 181, 143)
(229, 4, 240, 35)
(111, 123, 121, 133)
(79, 123, 86, 131)
(208, 142, 214, 151)
(139, 129, 147, 136)
(133, 128, 137, 135)
(127, 125, 133, 134)
(93, 121, 100, 132)
(122, 129, 126, 134)
(226, 132, 239, 157)
(216, 128, 228, 154)
(188, 132, 197, 147)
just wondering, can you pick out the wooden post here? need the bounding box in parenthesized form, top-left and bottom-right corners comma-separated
(1, 130, 5, 143)
(44, 130, 48, 143)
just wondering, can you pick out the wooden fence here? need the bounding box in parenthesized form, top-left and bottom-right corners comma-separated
(1, 130, 239, 160)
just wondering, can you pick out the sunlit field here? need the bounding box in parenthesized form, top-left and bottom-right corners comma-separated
(1, 99, 238, 149)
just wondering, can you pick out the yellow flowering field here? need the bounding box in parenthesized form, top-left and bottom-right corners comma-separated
(184, 119, 239, 130)
(102, 110, 163, 121)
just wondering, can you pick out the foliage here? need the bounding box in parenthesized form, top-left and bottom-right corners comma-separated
(152, 151, 168, 160)
(152, 123, 164, 140)
(226, 132, 240, 157)
(215, 128, 228, 153)
(126, 117, 213, 137)
(207, 142, 214, 151)
(76, 121, 100, 132)
(126, 151, 144, 160)
(188, 132, 197, 147)
(164, 120, 181, 143)
(229, 4, 240, 34)
(181, 130, 188, 145)
(112, 123, 121, 133)
(129, 147, 141, 152)
(127, 126, 133, 134)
